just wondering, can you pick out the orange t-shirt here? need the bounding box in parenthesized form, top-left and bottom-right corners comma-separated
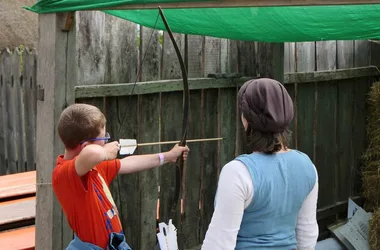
(52, 155, 123, 249)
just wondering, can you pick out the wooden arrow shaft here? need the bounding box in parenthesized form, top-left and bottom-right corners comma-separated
(120, 137, 223, 148)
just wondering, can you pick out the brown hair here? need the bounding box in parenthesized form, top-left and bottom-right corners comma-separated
(238, 78, 294, 154)
(245, 125, 292, 154)
(57, 103, 106, 149)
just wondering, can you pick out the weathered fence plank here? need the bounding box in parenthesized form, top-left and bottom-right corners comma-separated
(295, 84, 315, 159)
(296, 42, 315, 72)
(76, 11, 106, 85)
(12, 49, 27, 173)
(352, 77, 372, 195)
(337, 79, 355, 201)
(219, 88, 237, 165)
(316, 41, 336, 71)
(315, 82, 338, 207)
(4, 50, 17, 174)
(105, 17, 138, 84)
(199, 89, 219, 242)
(315, 41, 338, 208)
(138, 25, 162, 250)
(162, 32, 184, 79)
(159, 91, 183, 226)
(237, 41, 255, 76)
(355, 40, 370, 67)
(139, 93, 161, 250)
(204, 37, 221, 77)
(370, 41, 380, 66)
(181, 35, 204, 249)
(337, 41, 354, 69)
(256, 43, 285, 82)
(284, 84, 296, 148)
(227, 41, 239, 74)
(0, 51, 7, 174)
(182, 89, 202, 249)
(23, 50, 37, 172)
(336, 43, 355, 202)
(140, 27, 161, 82)
(187, 35, 203, 78)
(284, 42, 295, 73)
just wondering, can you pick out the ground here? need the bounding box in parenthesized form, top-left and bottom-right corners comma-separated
(0, 0, 38, 50)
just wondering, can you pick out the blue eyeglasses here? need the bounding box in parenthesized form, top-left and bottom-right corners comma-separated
(80, 132, 111, 144)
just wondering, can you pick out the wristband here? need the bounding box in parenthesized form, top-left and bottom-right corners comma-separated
(158, 153, 164, 166)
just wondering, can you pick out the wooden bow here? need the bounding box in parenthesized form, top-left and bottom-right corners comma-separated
(158, 7, 190, 226)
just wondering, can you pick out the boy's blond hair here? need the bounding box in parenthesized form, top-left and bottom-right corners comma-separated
(58, 103, 106, 149)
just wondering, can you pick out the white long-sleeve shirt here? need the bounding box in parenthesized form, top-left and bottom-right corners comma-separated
(201, 160, 319, 250)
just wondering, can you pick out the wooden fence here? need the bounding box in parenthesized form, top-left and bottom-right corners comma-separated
(75, 68, 378, 249)
(0, 48, 37, 175)
(2, 11, 380, 249)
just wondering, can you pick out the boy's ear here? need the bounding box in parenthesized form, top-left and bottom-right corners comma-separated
(78, 142, 88, 150)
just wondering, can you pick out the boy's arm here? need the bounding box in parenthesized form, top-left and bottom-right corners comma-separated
(119, 144, 189, 174)
(75, 142, 119, 176)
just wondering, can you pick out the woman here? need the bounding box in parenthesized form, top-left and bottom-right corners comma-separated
(201, 78, 319, 250)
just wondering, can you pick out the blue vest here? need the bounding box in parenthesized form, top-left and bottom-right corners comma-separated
(233, 150, 316, 250)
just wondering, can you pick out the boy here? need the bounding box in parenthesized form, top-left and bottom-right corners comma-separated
(52, 103, 189, 249)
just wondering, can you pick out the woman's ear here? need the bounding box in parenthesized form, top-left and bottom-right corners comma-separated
(241, 113, 248, 131)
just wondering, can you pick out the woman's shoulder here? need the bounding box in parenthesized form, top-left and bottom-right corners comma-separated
(221, 159, 249, 176)
(287, 148, 311, 157)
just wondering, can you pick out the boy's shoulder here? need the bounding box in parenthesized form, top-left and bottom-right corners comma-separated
(54, 154, 74, 171)
(52, 155, 78, 186)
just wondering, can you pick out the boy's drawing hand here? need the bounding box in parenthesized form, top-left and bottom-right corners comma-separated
(103, 141, 119, 160)
(167, 144, 190, 162)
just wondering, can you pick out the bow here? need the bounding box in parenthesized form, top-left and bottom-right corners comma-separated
(158, 7, 190, 225)
(118, 6, 189, 246)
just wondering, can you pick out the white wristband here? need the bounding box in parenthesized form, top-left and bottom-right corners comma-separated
(158, 153, 164, 166)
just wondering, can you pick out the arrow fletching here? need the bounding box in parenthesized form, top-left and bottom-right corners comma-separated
(119, 139, 137, 155)
(157, 219, 178, 250)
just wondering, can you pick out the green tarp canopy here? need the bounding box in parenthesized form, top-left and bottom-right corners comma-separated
(26, 0, 380, 42)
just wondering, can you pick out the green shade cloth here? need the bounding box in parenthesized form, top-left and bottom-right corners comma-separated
(26, 1, 380, 42)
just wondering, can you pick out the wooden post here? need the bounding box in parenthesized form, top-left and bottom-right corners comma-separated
(35, 13, 76, 250)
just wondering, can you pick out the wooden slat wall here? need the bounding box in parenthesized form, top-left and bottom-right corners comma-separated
(283, 40, 376, 237)
(0, 48, 37, 175)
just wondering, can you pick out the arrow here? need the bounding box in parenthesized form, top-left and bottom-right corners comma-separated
(119, 137, 223, 155)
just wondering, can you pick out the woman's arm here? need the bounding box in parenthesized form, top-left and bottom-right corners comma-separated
(296, 165, 319, 250)
(201, 160, 253, 250)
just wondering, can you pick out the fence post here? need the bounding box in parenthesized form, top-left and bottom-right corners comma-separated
(35, 12, 76, 250)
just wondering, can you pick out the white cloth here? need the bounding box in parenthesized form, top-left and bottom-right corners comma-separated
(201, 160, 319, 250)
